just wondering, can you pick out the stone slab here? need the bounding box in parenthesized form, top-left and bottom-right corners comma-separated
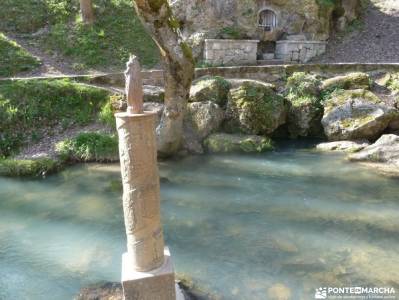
(122, 247, 176, 300)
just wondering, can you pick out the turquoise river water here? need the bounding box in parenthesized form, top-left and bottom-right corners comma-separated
(0, 143, 398, 300)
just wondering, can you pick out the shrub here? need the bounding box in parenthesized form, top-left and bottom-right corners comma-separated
(0, 79, 109, 156)
(56, 132, 119, 162)
(0, 158, 61, 177)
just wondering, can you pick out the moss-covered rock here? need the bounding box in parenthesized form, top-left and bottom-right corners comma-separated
(386, 73, 399, 94)
(322, 89, 397, 141)
(189, 76, 231, 106)
(184, 101, 225, 139)
(225, 80, 286, 135)
(321, 72, 371, 91)
(204, 133, 274, 154)
(0, 158, 61, 177)
(285, 72, 323, 138)
(56, 132, 119, 162)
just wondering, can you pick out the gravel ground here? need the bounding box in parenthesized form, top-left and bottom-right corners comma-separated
(315, 0, 399, 63)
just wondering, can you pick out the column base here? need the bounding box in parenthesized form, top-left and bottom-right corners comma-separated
(122, 247, 177, 300)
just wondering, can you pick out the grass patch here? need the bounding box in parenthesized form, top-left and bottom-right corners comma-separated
(0, 0, 159, 70)
(40, 0, 159, 69)
(0, 158, 61, 177)
(0, 79, 110, 157)
(56, 132, 118, 162)
(0, 33, 41, 77)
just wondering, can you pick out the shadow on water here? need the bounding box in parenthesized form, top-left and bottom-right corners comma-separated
(0, 143, 398, 299)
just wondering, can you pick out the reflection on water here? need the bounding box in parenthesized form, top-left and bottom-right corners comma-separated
(0, 144, 398, 300)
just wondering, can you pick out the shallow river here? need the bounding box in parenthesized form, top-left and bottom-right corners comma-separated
(0, 143, 398, 300)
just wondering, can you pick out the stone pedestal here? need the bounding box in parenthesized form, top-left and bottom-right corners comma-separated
(122, 247, 176, 300)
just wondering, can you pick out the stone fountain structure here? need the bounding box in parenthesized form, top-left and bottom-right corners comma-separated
(116, 56, 180, 300)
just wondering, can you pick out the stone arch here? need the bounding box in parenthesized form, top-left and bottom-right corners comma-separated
(258, 8, 278, 32)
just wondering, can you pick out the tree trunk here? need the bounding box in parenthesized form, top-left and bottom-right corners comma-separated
(132, 0, 195, 157)
(79, 0, 95, 25)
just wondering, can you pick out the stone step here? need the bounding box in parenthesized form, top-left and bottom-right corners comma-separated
(257, 59, 287, 65)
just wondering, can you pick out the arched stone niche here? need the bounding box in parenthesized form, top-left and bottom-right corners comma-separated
(258, 8, 278, 32)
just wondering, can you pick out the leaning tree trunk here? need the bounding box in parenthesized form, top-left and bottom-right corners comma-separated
(79, 0, 95, 25)
(132, 0, 195, 157)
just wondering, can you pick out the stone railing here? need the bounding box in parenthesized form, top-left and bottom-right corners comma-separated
(204, 39, 259, 66)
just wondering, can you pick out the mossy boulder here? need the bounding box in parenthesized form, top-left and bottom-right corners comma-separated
(322, 89, 397, 141)
(184, 101, 225, 139)
(204, 133, 274, 154)
(56, 132, 119, 162)
(0, 158, 61, 177)
(190, 76, 231, 106)
(285, 72, 323, 137)
(321, 72, 371, 91)
(225, 80, 286, 135)
(143, 85, 165, 103)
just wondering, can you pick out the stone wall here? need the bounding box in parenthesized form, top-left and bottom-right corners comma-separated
(204, 39, 259, 66)
(276, 40, 327, 63)
(170, 0, 361, 60)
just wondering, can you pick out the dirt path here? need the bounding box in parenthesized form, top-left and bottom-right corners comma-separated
(316, 0, 399, 63)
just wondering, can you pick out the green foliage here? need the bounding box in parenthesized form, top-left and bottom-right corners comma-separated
(219, 26, 245, 39)
(0, 33, 41, 77)
(39, 0, 159, 69)
(99, 101, 116, 128)
(56, 132, 118, 162)
(0, 158, 61, 177)
(0, 0, 77, 33)
(316, 0, 337, 7)
(0, 0, 159, 70)
(285, 72, 321, 106)
(0, 79, 109, 157)
(387, 73, 399, 93)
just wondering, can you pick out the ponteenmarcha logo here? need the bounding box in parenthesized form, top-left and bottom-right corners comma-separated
(315, 287, 327, 299)
(314, 286, 396, 299)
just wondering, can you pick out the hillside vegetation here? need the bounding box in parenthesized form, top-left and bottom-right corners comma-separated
(0, 33, 41, 77)
(0, 0, 159, 74)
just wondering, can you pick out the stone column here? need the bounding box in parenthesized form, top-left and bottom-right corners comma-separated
(116, 55, 177, 300)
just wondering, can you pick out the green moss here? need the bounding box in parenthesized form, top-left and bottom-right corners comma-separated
(0, 79, 110, 157)
(0, 158, 61, 177)
(56, 132, 118, 162)
(190, 76, 231, 106)
(0, 33, 41, 77)
(181, 42, 194, 63)
(324, 89, 381, 110)
(228, 81, 285, 135)
(322, 72, 370, 92)
(387, 73, 399, 93)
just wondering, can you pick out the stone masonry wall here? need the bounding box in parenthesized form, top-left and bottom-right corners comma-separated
(276, 41, 327, 63)
(204, 39, 259, 66)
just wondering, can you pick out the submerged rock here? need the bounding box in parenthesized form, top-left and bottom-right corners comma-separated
(316, 140, 370, 153)
(321, 72, 370, 91)
(204, 133, 274, 154)
(225, 80, 286, 135)
(267, 283, 292, 300)
(75, 282, 123, 300)
(189, 76, 231, 106)
(321, 89, 396, 141)
(184, 101, 225, 139)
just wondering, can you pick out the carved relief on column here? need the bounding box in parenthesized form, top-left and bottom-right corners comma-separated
(116, 113, 165, 272)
